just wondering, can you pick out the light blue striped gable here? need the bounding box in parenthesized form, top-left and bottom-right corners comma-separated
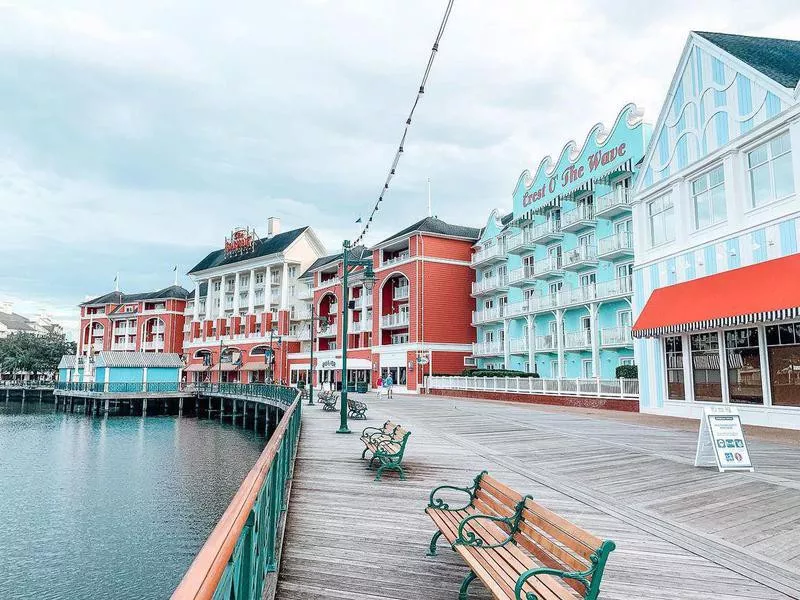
(635, 33, 796, 197)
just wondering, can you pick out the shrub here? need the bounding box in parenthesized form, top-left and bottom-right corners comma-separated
(465, 369, 540, 378)
(615, 364, 638, 379)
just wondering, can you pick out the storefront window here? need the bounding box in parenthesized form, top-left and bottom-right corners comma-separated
(766, 322, 800, 407)
(691, 332, 722, 401)
(725, 328, 763, 405)
(664, 336, 685, 400)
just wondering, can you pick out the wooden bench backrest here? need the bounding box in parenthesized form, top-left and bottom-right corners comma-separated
(472, 474, 521, 520)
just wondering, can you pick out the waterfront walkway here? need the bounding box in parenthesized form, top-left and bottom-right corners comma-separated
(276, 394, 800, 600)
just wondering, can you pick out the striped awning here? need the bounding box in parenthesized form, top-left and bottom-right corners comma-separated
(241, 362, 268, 371)
(184, 363, 209, 372)
(633, 254, 800, 338)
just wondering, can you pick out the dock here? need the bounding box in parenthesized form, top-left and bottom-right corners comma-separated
(276, 393, 800, 599)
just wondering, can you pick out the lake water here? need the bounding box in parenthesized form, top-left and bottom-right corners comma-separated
(0, 400, 266, 600)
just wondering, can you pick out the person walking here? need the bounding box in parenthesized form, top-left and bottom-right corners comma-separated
(376, 375, 383, 399)
(385, 373, 394, 399)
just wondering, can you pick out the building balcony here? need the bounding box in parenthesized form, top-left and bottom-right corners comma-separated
(356, 294, 373, 310)
(348, 320, 371, 334)
(143, 340, 165, 351)
(509, 338, 529, 354)
(508, 265, 537, 287)
(471, 274, 509, 296)
(563, 330, 592, 350)
(506, 229, 537, 255)
(472, 341, 503, 356)
(530, 293, 559, 312)
(292, 306, 313, 321)
(563, 246, 599, 271)
(296, 286, 313, 300)
(111, 343, 136, 351)
(561, 205, 597, 233)
(392, 286, 410, 301)
(595, 188, 632, 219)
(151, 324, 165, 335)
(381, 312, 410, 329)
(471, 244, 506, 267)
(382, 251, 410, 268)
(294, 327, 312, 341)
(532, 257, 564, 280)
(597, 232, 634, 260)
(530, 220, 563, 244)
(317, 276, 341, 290)
(472, 305, 505, 325)
(317, 323, 337, 338)
(505, 300, 529, 318)
(534, 335, 557, 352)
(600, 326, 633, 347)
(557, 276, 633, 307)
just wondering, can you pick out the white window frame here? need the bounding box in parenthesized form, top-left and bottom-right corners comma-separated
(747, 131, 794, 207)
(691, 164, 727, 230)
(647, 193, 675, 247)
(581, 359, 594, 379)
(619, 357, 634, 366)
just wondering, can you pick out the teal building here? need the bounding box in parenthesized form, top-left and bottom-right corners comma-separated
(58, 352, 184, 389)
(471, 104, 651, 380)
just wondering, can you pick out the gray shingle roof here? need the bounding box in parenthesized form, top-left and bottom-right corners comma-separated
(299, 246, 370, 279)
(376, 217, 481, 246)
(188, 227, 308, 274)
(58, 355, 76, 369)
(0, 311, 36, 332)
(696, 31, 800, 89)
(96, 352, 185, 368)
(82, 285, 191, 307)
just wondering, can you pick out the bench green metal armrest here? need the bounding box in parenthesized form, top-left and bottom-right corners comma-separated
(426, 471, 488, 511)
(454, 495, 531, 549)
(361, 423, 388, 437)
(513, 539, 616, 600)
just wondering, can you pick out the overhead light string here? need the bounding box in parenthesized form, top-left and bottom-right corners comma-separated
(352, 0, 455, 246)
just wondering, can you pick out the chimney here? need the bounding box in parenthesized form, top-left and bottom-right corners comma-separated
(0, 301, 12, 314)
(267, 216, 281, 238)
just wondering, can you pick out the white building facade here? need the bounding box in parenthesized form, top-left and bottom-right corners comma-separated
(632, 32, 800, 429)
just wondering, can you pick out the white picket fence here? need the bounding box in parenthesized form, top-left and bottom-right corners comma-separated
(425, 376, 639, 399)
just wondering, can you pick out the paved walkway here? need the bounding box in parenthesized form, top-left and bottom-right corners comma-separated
(276, 394, 800, 599)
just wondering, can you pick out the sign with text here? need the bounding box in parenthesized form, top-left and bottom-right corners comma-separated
(224, 227, 257, 257)
(694, 407, 754, 472)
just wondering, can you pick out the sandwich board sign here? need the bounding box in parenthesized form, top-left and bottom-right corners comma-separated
(694, 407, 754, 472)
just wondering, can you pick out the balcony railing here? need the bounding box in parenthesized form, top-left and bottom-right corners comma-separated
(381, 312, 410, 329)
(557, 276, 633, 307)
(506, 229, 537, 254)
(509, 265, 536, 286)
(348, 320, 371, 333)
(427, 376, 639, 399)
(600, 326, 633, 346)
(393, 286, 410, 301)
(296, 286, 313, 300)
(111, 343, 136, 351)
(531, 220, 563, 243)
(317, 323, 337, 337)
(472, 305, 505, 325)
(471, 244, 506, 266)
(595, 187, 632, 217)
(509, 338, 529, 353)
(534, 335, 557, 351)
(294, 327, 312, 341)
(151, 325, 165, 335)
(142, 340, 165, 351)
(561, 204, 596, 231)
(472, 341, 504, 356)
(563, 245, 598, 270)
(533, 256, 563, 278)
(505, 300, 530, 317)
(471, 274, 509, 295)
(563, 330, 592, 350)
(597, 231, 634, 258)
(292, 306, 313, 320)
(382, 251, 410, 267)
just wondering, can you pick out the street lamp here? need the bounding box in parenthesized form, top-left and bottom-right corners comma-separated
(265, 329, 282, 384)
(337, 240, 377, 434)
(308, 305, 332, 406)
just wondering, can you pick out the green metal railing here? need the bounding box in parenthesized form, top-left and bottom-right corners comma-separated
(198, 383, 297, 406)
(54, 381, 188, 393)
(172, 388, 302, 600)
(52, 381, 299, 404)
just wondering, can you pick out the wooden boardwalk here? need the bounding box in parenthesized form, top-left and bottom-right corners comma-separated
(276, 394, 800, 599)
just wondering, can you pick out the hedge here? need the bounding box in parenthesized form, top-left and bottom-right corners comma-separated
(615, 364, 638, 379)
(460, 369, 540, 378)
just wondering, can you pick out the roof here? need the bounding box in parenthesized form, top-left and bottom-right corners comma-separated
(0, 311, 36, 332)
(58, 355, 76, 369)
(188, 227, 308, 274)
(82, 285, 191, 307)
(299, 246, 371, 279)
(375, 217, 481, 247)
(95, 352, 185, 368)
(632, 254, 800, 338)
(695, 31, 800, 89)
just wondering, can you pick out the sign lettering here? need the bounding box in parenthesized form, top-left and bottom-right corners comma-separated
(224, 227, 257, 257)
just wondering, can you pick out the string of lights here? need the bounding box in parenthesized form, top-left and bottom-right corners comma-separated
(353, 0, 455, 246)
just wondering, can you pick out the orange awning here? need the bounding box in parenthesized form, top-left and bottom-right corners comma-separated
(184, 364, 209, 372)
(632, 254, 800, 338)
(240, 363, 268, 371)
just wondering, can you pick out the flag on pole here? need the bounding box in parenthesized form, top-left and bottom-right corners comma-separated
(173, 265, 178, 286)
(113, 273, 119, 291)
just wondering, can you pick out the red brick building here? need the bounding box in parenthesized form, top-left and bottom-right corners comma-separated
(290, 217, 480, 393)
(78, 286, 190, 356)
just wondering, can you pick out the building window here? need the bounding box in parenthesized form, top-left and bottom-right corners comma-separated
(748, 132, 794, 206)
(765, 322, 800, 407)
(288, 266, 297, 279)
(648, 193, 674, 247)
(691, 165, 726, 229)
(690, 332, 722, 402)
(581, 359, 593, 379)
(255, 272, 264, 284)
(725, 328, 764, 405)
(213, 281, 221, 291)
(619, 357, 635, 367)
(664, 336, 684, 400)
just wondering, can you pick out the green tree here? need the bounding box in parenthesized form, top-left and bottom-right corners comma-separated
(0, 325, 75, 379)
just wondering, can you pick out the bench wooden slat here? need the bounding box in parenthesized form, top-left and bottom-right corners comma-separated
(523, 499, 602, 555)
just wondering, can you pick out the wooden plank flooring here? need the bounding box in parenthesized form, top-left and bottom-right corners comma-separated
(275, 395, 800, 599)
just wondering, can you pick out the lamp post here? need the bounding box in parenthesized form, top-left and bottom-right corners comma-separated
(265, 329, 282, 384)
(337, 240, 377, 434)
(308, 304, 331, 406)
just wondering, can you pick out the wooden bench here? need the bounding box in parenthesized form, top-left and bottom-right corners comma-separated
(319, 391, 337, 411)
(347, 398, 368, 419)
(359, 420, 397, 457)
(425, 471, 616, 600)
(361, 425, 411, 481)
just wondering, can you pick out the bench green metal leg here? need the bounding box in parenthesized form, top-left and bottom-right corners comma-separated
(361, 447, 369, 459)
(427, 530, 443, 556)
(375, 463, 405, 481)
(459, 571, 477, 600)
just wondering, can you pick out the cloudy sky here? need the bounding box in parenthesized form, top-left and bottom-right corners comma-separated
(2, 0, 799, 338)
